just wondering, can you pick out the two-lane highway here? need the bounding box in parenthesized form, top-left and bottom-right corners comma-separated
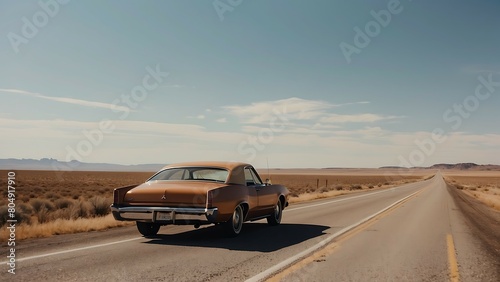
(273, 174, 499, 281)
(2, 174, 497, 281)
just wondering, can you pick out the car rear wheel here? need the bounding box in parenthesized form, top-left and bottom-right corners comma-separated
(267, 200, 282, 226)
(224, 205, 244, 237)
(136, 221, 160, 237)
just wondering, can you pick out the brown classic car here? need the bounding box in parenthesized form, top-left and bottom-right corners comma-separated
(111, 161, 289, 237)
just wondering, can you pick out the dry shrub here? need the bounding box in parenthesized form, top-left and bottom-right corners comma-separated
(16, 203, 33, 225)
(16, 210, 32, 225)
(29, 199, 55, 224)
(0, 204, 33, 226)
(89, 196, 111, 217)
(320, 187, 330, 193)
(18, 202, 33, 214)
(46, 192, 60, 200)
(55, 198, 74, 209)
(51, 208, 73, 220)
(37, 207, 51, 223)
(350, 185, 362, 191)
(70, 199, 91, 219)
(30, 199, 55, 213)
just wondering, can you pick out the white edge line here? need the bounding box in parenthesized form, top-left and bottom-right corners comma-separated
(245, 190, 421, 282)
(1, 237, 142, 264)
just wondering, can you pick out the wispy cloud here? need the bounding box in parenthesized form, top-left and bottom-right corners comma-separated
(222, 97, 385, 125)
(0, 117, 244, 143)
(187, 114, 206, 119)
(223, 97, 343, 124)
(319, 113, 403, 123)
(0, 88, 131, 112)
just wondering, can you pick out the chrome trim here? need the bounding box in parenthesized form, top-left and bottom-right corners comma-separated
(111, 206, 217, 216)
(111, 205, 219, 223)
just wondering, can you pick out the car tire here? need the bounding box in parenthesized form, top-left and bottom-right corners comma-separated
(136, 221, 160, 237)
(267, 200, 282, 226)
(224, 205, 244, 237)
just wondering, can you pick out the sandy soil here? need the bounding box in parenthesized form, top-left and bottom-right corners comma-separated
(442, 170, 500, 211)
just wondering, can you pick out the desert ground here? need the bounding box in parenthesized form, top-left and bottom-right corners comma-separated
(1, 168, 498, 241)
(442, 170, 500, 211)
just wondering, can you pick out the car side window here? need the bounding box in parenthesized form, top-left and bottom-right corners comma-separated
(244, 167, 263, 186)
(249, 168, 262, 185)
(244, 168, 255, 186)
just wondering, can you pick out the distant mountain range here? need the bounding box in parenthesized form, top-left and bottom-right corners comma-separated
(428, 163, 500, 170)
(0, 159, 498, 172)
(380, 163, 500, 171)
(0, 158, 165, 172)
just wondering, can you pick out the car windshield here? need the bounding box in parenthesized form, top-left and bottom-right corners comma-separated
(148, 167, 229, 183)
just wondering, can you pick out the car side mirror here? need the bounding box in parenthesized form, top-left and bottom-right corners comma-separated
(265, 179, 272, 185)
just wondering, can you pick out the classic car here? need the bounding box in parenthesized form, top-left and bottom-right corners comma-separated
(111, 161, 289, 237)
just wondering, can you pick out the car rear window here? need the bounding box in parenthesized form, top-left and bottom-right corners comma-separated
(148, 167, 228, 183)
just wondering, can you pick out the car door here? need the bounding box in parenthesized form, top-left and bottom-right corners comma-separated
(244, 167, 276, 217)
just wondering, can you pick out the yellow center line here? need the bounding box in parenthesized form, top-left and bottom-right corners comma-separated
(447, 234, 460, 282)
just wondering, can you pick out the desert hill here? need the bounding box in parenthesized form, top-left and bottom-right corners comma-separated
(0, 158, 164, 172)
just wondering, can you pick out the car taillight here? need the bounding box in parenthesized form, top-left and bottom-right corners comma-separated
(113, 189, 119, 204)
(207, 191, 213, 208)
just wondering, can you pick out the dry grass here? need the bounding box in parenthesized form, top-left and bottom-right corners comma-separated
(0, 214, 134, 241)
(0, 170, 151, 240)
(288, 190, 348, 203)
(442, 170, 500, 211)
(0, 169, 431, 241)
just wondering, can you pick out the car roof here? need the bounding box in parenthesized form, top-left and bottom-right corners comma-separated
(161, 161, 251, 170)
(159, 161, 255, 185)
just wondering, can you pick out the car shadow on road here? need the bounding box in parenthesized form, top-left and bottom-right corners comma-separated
(142, 222, 330, 252)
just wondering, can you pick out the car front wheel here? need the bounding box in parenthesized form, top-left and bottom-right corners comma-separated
(267, 200, 282, 226)
(224, 205, 244, 237)
(136, 221, 160, 237)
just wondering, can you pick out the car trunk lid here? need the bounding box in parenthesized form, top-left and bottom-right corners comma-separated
(124, 181, 225, 208)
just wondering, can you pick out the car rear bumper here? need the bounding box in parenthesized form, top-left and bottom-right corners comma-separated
(111, 205, 218, 224)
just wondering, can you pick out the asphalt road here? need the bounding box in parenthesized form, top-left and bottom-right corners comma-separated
(2, 174, 498, 281)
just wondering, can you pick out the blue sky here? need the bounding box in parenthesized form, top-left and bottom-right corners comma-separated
(1, 0, 499, 168)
